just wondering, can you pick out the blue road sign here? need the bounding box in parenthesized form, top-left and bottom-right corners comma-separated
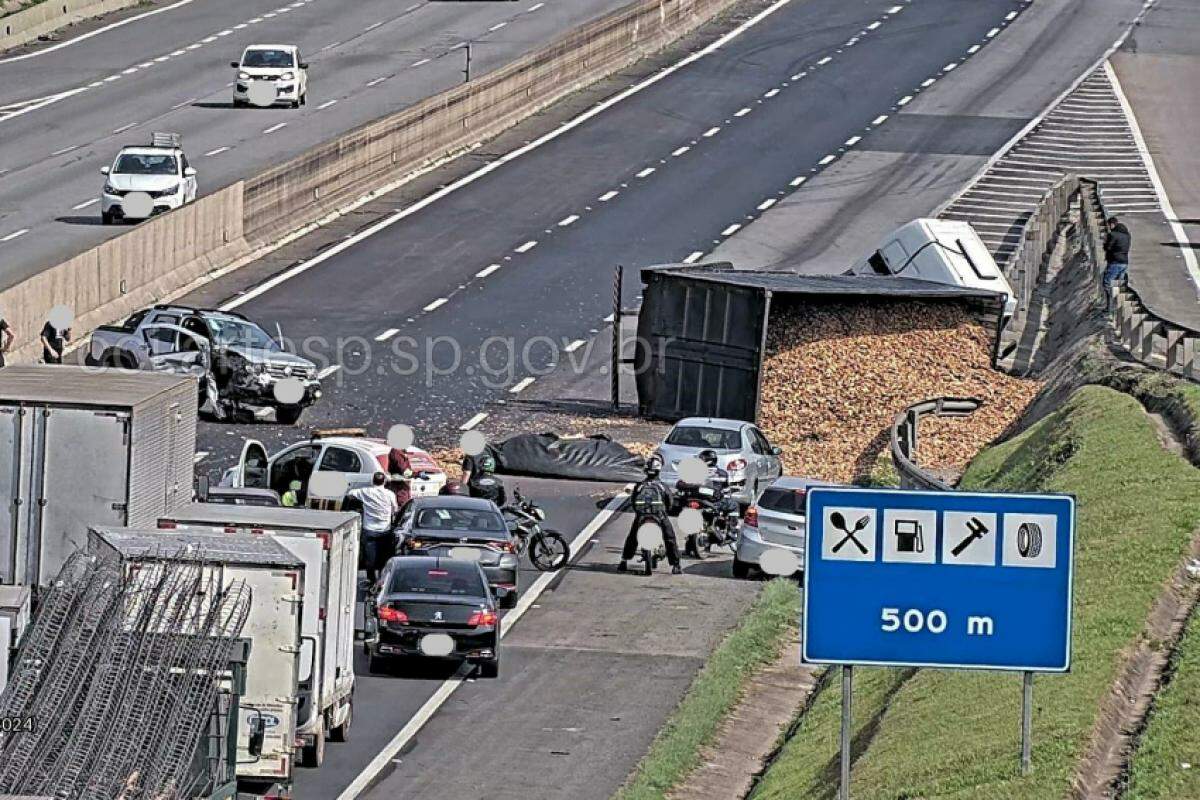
(803, 487, 1075, 672)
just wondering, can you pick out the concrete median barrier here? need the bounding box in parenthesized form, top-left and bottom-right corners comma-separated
(0, 0, 146, 52)
(0, 184, 246, 363)
(1, 0, 739, 363)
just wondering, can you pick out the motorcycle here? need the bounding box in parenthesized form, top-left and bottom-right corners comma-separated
(630, 491, 670, 576)
(675, 478, 742, 558)
(504, 488, 570, 571)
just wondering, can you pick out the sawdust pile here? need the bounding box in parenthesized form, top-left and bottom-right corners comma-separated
(759, 299, 1039, 483)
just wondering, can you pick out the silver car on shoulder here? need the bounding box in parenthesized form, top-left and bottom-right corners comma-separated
(733, 476, 834, 579)
(654, 417, 783, 505)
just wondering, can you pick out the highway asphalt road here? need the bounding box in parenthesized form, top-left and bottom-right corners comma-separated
(298, 476, 762, 800)
(184, 0, 1029, 475)
(0, 0, 630, 289)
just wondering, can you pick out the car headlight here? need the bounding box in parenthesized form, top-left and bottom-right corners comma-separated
(238, 71, 250, 80)
(103, 182, 117, 195)
(281, 71, 295, 81)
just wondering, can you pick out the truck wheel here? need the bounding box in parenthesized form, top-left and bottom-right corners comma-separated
(300, 721, 326, 768)
(328, 702, 352, 743)
(276, 405, 304, 425)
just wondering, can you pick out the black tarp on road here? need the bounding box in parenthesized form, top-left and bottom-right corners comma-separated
(487, 433, 645, 482)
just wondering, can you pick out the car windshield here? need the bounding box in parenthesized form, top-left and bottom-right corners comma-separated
(665, 426, 741, 450)
(206, 317, 280, 350)
(415, 506, 506, 533)
(389, 564, 484, 596)
(758, 487, 806, 515)
(242, 49, 294, 68)
(114, 154, 177, 175)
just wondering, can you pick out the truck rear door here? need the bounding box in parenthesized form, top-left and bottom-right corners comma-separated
(235, 439, 270, 489)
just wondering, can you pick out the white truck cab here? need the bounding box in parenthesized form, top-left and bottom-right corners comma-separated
(99, 132, 196, 224)
(233, 44, 309, 108)
(852, 219, 1016, 319)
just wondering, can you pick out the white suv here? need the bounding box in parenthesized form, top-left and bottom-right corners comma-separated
(232, 44, 309, 108)
(99, 133, 196, 224)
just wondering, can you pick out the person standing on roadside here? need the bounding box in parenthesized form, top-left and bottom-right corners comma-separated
(40, 317, 69, 364)
(1103, 215, 1131, 306)
(0, 310, 12, 368)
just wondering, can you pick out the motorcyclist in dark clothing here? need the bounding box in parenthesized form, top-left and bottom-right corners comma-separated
(464, 453, 508, 507)
(619, 455, 682, 574)
(675, 449, 740, 558)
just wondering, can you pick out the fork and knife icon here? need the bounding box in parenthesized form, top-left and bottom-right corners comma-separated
(830, 511, 871, 554)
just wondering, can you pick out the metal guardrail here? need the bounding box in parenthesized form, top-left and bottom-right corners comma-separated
(1002, 174, 1082, 331)
(1078, 181, 1200, 381)
(889, 397, 981, 491)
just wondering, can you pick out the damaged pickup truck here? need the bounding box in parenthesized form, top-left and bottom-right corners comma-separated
(86, 304, 323, 424)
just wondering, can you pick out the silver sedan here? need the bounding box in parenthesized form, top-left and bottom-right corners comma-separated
(654, 417, 783, 505)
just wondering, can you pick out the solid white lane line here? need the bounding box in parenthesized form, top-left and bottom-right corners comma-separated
(367, 77, 387, 87)
(672, 146, 690, 156)
(113, 122, 139, 133)
(528, 1, 545, 9)
(204, 146, 230, 156)
(558, 215, 579, 227)
(1106, 62, 1200, 290)
(683, 251, 705, 263)
(73, 199, 99, 209)
(52, 145, 79, 155)
(411, 58, 431, 67)
(515, 240, 538, 253)
(424, 298, 448, 311)
(721, 223, 742, 236)
(509, 377, 535, 393)
(263, 122, 288, 134)
(1, 229, 29, 242)
(317, 99, 338, 110)
(365, 21, 384, 31)
(460, 412, 488, 431)
(220, 0, 802, 313)
(872, 114, 888, 125)
(757, 198, 777, 211)
(564, 339, 586, 353)
(375, 328, 400, 342)
(476, 264, 502, 277)
(0, 0, 196, 65)
(318, 364, 342, 379)
(202, 35, 217, 43)
(819, 154, 836, 165)
(703, 126, 721, 137)
(636, 167, 656, 178)
(489, 22, 507, 31)
(790, 176, 807, 187)
(336, 491, 628, 800)
(599, 190, 619, 201)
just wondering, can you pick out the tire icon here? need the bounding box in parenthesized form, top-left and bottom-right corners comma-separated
(1017, 523, 1042, 559)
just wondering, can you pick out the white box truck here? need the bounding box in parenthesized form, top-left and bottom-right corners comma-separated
(851, 218, 1017, 320)
(157, 504, 360, 768)
(0, 366, 197, 587)
(89, 526, 305, 798)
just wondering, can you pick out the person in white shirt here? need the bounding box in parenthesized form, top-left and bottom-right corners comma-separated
(348, 472, 399, 582)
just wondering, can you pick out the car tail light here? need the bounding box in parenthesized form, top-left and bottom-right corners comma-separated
(727, 458, 747, 472)
(467, 610, 498, 627)
(487, 540, 516, 553)
(744, 507, 759, 528)
(688, 500, 702, 509)
(379, 606, 408, 624)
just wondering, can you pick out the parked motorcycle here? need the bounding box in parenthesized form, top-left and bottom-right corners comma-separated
(675, 478, 742, 558)
(504, 488, 570, 571)
(630, 490, 670, 576)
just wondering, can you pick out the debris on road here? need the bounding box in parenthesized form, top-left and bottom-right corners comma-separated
(759, 299, 1038, 483)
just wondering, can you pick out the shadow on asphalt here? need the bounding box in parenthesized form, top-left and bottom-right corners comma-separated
(55, 215, 107, 226)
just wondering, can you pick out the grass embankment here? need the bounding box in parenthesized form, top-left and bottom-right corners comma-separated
(614, 578, 800, 800)
(749, 384, 1200, 799)
(1123, 608, 1200, 799)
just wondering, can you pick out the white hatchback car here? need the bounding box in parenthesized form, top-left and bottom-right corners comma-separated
(733, 476, 834, 578)
(99, 133, 196, 224)
(232, 44, 309, 108)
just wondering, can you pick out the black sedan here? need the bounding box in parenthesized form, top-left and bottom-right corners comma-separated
(398, 496, 521, 608)
(366, 556, 501, 678)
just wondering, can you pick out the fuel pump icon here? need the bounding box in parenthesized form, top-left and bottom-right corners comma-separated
(893, 519, 925, 553)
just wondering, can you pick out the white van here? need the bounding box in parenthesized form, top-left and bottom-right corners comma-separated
(852, 219, 1016, 319)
